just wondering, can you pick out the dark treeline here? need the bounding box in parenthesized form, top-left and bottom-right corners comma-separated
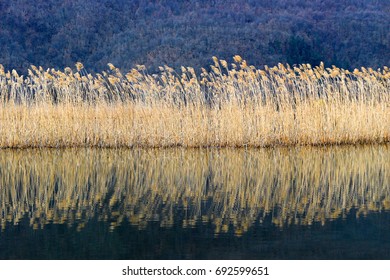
(0, 0, 389, 73)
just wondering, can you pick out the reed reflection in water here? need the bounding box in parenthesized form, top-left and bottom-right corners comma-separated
(1, 145, 389, 236)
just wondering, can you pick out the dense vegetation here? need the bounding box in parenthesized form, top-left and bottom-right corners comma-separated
(1, 0, 389, 73)
(0, 57, 389, 148)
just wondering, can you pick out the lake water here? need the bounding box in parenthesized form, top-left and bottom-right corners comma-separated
(1, 146, 390, 259)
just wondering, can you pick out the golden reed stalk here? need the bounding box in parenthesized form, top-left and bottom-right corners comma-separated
(1, 146, 389, 235)
(0, 58, 389, 148)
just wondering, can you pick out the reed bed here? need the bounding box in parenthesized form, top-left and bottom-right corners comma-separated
(0, 57, 389, 148)
(1, 146, 389, 235)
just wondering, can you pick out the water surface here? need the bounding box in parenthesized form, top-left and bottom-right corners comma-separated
(1, 146, 390, 259)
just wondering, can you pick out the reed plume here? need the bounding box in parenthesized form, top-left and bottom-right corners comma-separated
(0, 58, 389, 148)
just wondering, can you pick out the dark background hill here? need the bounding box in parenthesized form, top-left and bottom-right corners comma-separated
(1, 0, 389, 73)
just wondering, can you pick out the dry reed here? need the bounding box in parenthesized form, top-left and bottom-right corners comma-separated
(0, 58, 389, 148)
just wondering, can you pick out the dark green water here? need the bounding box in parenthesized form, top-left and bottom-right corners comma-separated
(1, 146, 390, 259)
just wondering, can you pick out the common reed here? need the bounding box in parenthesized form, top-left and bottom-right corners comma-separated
(0, 58, 389, 148)
(1, 146, 389, 235)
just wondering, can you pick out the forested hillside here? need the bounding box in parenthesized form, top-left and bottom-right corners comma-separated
(1, 0, 389, 73)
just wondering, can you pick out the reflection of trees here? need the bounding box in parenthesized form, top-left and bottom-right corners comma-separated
(1, 146, 389, 236)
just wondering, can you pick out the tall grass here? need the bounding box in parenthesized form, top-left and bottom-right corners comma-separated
(0, 57, 389, 148)
(1, 146, 389, 235)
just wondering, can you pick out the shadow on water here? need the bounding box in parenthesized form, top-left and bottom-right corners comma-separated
(0, 145, 390, 259)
